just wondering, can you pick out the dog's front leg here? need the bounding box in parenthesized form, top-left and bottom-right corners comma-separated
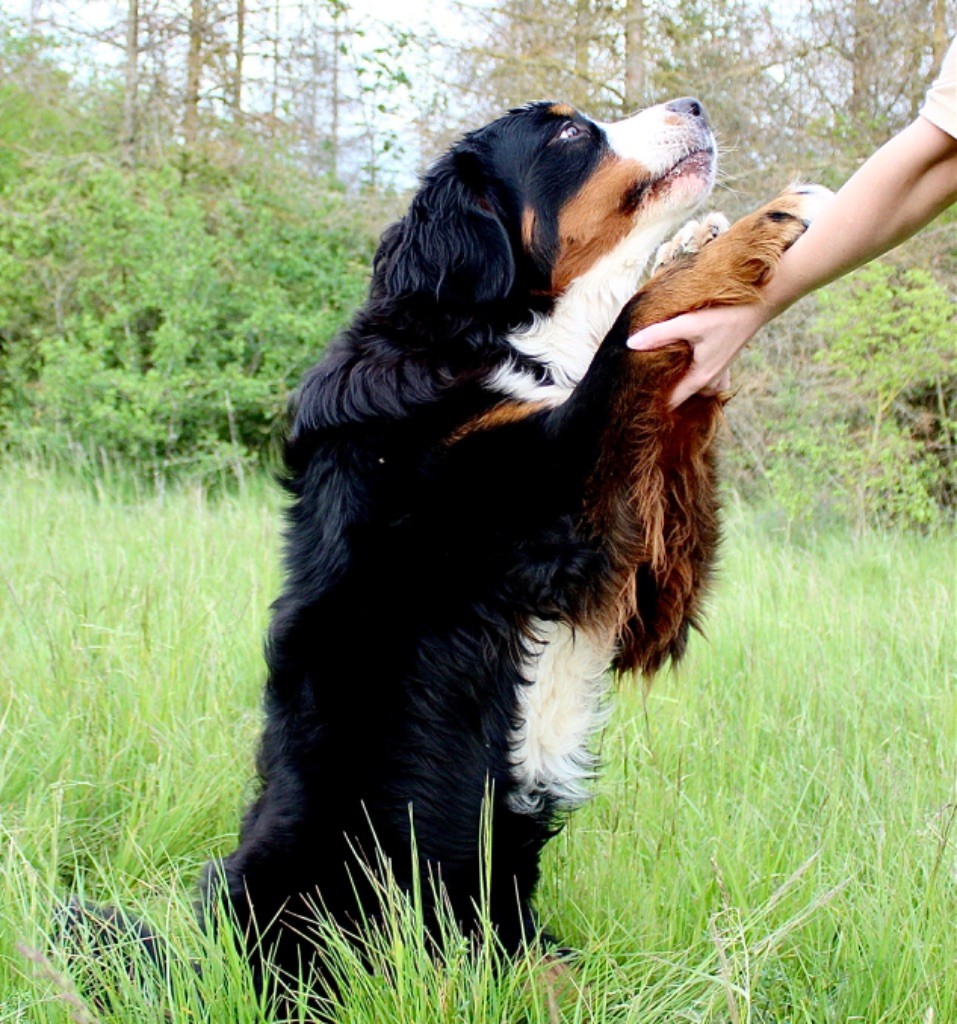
(550, 185, 828, 675)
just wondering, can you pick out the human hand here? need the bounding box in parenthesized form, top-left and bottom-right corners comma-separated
(627, 302, 771, 408)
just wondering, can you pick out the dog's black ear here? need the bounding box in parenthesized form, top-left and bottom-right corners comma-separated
(377, 149, 515, 307)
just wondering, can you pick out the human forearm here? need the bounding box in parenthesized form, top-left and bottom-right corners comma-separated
(627, 113, 957, 409)
(761, 116, 957, 317)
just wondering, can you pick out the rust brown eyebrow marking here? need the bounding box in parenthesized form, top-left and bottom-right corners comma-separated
(521, 207, 537, 250)
(446, 401, 548, 445)
(548, 103, 577, 118)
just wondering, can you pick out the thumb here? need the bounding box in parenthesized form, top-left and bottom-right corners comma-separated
(627, 315, 692, 351)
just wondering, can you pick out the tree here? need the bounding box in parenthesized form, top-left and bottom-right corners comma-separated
(183, 0, 204, 149)
(122, 0, 139, 165)
(232, 0, 244, 116)
(623, 0, 644, 109)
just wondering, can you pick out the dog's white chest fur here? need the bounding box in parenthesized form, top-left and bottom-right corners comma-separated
(508, 619, 614, 813)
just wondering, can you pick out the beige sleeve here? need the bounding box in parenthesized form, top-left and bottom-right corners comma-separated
(921, 37, 957, 139)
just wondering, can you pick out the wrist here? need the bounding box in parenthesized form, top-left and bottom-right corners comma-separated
(737, 299, 775, 342)
(756, 273, 799, 324)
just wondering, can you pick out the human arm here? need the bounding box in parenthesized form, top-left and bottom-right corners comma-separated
(629, 115, 957, 408)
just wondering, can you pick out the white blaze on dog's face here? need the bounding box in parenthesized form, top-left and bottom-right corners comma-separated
(491, 98, 716, 403)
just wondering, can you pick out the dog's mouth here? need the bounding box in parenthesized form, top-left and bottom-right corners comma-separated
(640, 146, 716, 211)
(655, 146, 715, 188)
(622, 146, 716, 215)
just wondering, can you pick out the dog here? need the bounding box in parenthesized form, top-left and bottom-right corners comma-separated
(67, 98, 825, 999)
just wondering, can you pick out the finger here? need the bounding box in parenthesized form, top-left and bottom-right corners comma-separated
(667, 374, 703, 409)
(700, 369, 732, 395)
(675, 367, 731, 407)
(626, 316, 691, 351)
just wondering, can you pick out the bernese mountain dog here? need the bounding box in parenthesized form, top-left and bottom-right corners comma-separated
(68, 97, 825, 998)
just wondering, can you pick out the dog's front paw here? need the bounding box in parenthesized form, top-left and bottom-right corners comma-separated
(772, 183, 834, 228)
(652, 212, 730, 273)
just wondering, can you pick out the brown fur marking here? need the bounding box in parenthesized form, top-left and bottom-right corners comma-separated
(551, 156, 648, 293)
(521, 207, 537, 251)
(628, 197, 809, 332)
(447, 401, 548, 445)
(548, 103, 577, 118)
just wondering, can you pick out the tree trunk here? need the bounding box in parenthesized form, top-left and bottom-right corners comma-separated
(848, 0, 870, 120)
(270, 0, 280, 127)
(330, 2, 342, 182)
(122, 0, 139, 165)
(574, 0, 590, 104)
(183, 0, 203, 148)
(931, 0, 947, 69)
(232, 0, 245, 117)
(624, 0, 644, 112)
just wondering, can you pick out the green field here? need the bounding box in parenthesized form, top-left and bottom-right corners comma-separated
(2, 464, 956, 1023)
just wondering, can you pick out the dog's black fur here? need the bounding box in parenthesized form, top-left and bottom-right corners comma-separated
(65, 98, 818, 999)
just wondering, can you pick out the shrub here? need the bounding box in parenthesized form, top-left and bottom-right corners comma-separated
(764, 262, 956, 531)
(0, 153, 374, 479)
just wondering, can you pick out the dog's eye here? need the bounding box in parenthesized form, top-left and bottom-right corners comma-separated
(557, 122, 585, 142)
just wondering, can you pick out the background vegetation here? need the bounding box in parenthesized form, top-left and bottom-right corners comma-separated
(0, 0, 954, 520)
(1, 1, 955, 1020)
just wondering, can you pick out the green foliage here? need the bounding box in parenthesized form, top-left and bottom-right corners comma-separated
(0, 155, 373, 478)
(765, 262, 956, 531)
(0, 19, 116, 187)
(2, 16, 956, 529)
(0, 21, 376, 478)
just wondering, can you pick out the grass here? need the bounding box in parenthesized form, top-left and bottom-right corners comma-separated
(1, 462, 955, 1022)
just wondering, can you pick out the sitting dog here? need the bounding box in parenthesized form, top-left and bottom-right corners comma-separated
(68, 98, 824, 998)
(197, 97, 824, 989)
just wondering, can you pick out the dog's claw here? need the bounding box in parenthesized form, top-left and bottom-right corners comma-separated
(653, 211, 730, 273)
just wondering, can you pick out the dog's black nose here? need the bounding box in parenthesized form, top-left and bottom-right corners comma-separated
(666, 97, 708, 123)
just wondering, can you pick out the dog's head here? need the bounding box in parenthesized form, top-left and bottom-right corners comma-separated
(374, 99, 715, 314)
